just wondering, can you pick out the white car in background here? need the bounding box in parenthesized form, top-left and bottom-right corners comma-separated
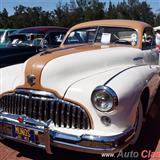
(0, 20, 160, 154)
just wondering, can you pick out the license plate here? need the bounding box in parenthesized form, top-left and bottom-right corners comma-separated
(12, 126, 36, 143)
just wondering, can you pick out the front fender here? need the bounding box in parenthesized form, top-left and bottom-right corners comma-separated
(64, 65, 160, 136)
(0, 63, 25, 94)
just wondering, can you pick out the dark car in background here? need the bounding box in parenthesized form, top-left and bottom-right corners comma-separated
(0, 26, 68, 68)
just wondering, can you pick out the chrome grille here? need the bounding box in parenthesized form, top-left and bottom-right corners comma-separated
(0, 89, 91, 130)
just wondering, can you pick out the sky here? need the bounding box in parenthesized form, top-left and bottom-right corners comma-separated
(0, 0, 160, 15)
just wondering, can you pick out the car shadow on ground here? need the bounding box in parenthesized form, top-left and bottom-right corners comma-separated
(1, 89, 160, 160)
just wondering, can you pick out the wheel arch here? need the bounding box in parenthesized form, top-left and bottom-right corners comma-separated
(140, 87, 150, 116)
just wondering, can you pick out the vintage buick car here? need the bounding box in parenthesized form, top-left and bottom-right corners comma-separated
(0, 20, 160, 154)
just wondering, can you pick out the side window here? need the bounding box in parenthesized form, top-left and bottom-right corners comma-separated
(64, 27, 97, 44)
(95, 27, 138, 46)
(142, 27, 156, 50)
(8, 30, 15, 36)
(45, 32, 65, 47)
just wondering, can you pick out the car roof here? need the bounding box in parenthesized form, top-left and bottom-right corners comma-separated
(70, 19, 151, 31)
(18, 26, 68, 34)
(63, 19, 152, 49)
(0, 29, 17, 31)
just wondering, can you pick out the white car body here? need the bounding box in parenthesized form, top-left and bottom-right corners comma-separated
(0, 20, 160, 154)
(154, 26, 160, 45)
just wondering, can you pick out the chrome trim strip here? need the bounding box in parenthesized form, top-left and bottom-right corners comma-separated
(39, 100, 42, 120)
(16, 89, 57, 98)
(133, 57, 143, 61)
(51, 139, 126, 153)
(0, 113, 46, 129)
(44, 100, 48, 121)
(49, 127, 135, 153)
(72, 107, 76, 128)
(61, 103, 65, 127)
(66, 104, 70, 128)
(49, 127, 134, 143)
(77, 108, 81, 129)
(55, 101, 59, 127)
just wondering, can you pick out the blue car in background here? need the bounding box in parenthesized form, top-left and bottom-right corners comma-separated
(0, 29, 17, 47)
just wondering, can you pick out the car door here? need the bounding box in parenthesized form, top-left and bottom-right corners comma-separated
(142, 27, 159, 65)
(142, 27, 160, 101)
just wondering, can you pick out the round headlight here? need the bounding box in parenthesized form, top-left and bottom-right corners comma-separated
(91, 86, 118, 112)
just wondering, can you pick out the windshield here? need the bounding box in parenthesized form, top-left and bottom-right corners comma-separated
(64, 27, 97, 44)
(64, 26, 138, 46)
(0, 31, 4, 37)
(0, 31, 5, 41)
(7, 34, 44, 47)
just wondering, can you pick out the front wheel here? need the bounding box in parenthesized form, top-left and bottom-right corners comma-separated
(130, 102, 143, 144)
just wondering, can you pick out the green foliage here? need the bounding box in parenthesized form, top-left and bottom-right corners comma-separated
(106, 1, 118, 19)
(0, 9, 10, 28)
(0, 0, 159, 28)
(155, 13, 160, 26)
(54, 0, 105, 27)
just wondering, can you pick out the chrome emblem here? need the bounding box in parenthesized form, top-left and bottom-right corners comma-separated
(27, 74, 36, 86)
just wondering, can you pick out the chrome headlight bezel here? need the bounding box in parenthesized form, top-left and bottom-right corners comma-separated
(91, 86, 118, 112)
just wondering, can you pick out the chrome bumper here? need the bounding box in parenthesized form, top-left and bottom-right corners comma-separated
(50, 127, 135, 153)
(0, 112, 135, 154)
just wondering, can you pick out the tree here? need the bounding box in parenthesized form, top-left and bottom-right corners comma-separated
(155, 13, 160, 26)
(84, 0, 105, 21)
(54, 0, 105, 27)
(0, 9, 10, 28)
(106, 1, 118, 19)
(0, 0, 159, 28)
(9, 5, 54, 28)
(106, 0, 155, 25)
(138, 1, 155, 25)
(54, 2, 71, 27)
(116, 1, 130, 19)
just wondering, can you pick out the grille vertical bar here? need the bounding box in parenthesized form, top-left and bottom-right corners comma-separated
(60, 103, 65, 127)
(55, 100, 60, 127)
(66, 104, 70, 128)
(71, 106, 76, 129)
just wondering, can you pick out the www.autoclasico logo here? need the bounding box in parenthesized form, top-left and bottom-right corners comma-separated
(101, 150, 160, 158)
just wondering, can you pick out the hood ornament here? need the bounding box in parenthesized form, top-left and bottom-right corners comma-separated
(27, 74, 36, 86)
